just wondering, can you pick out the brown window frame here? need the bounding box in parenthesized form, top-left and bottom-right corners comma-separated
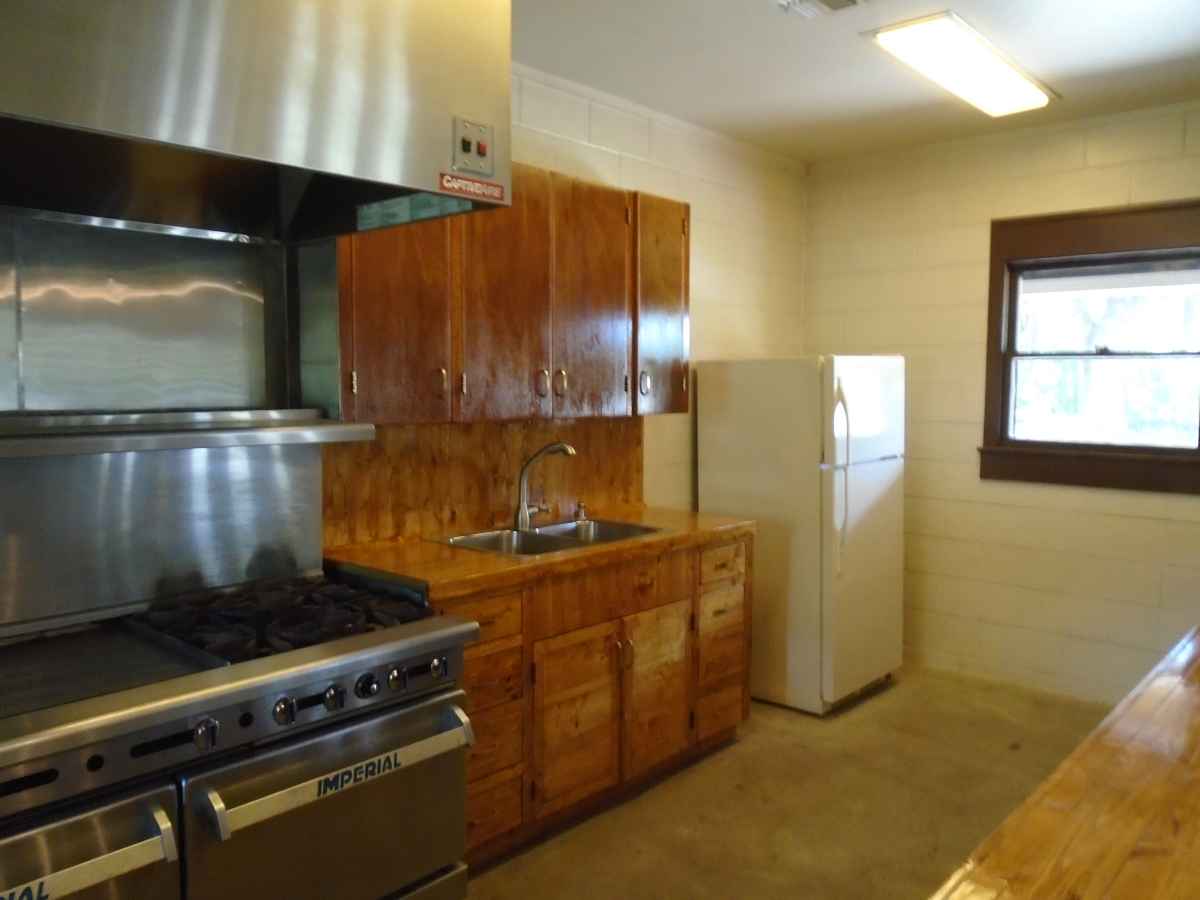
(981, 200, 1200, 495)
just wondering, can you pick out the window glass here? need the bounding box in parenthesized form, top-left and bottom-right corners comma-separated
(1015, 260, 1200, 354)
(1010, 356, 1200, 448)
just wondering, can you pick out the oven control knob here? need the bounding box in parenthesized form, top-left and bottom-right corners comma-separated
(355, 673, 380, 699)
(323, 685, 346, 712)
(193, 717, 220, 752)
(387, 667, 407, 692)
(272, 697, 297, 726)
(430, 657, 446, 680)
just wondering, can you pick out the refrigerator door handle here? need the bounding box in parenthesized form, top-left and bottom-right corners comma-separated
(833, 379, 850, 576)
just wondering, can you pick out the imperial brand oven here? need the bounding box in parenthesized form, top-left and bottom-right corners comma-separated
(0, 430, 480, 900)
(0, 0, 510, 894)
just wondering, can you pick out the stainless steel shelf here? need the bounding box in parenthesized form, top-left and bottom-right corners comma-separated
(0, 410, 374, 458)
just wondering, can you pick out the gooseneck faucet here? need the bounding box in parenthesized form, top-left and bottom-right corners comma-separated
(515, 442, 577, 531)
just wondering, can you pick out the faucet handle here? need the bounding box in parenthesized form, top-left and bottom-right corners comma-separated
(574, 499, 589, 521)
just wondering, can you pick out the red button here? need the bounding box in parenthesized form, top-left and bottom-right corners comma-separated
(477, 141, 488, 158)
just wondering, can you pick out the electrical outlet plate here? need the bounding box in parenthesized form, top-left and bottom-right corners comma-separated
(452, 116, 494, 177)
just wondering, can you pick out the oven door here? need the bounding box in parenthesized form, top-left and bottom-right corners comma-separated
(181, 690, 473, 900)
(0, 783, 180, 900)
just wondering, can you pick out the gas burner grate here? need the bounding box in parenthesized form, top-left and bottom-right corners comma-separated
(137, 576, 431, 662)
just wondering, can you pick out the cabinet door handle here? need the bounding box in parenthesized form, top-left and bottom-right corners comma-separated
(460, 372, 468, 396)
(536, 368, 551, 398)
(554, 369, 568, 397)
(639, 371, 652, 396)
(436, 367, 448, 396)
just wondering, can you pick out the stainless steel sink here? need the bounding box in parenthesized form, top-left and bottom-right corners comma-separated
(445, 529, 581, 556)
(535, 519, 660, 545)
(446, 520, 661, 556)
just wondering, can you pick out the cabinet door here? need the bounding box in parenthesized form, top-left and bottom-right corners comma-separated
(343, 218, 453, 424)
(532, 620, 621, 819)
(622, 599, 691, 781)
(634, 194, 689, 415)
(459, 164, 553, 421)
(550, 174, 631, 418)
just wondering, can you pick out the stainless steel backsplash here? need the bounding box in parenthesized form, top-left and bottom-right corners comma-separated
(0, 443, 322, 635)
(0, 212, 274, 413)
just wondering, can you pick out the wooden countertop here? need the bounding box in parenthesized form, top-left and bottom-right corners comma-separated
(324, 507, 755, 601)
(932, 627, 1200, 899)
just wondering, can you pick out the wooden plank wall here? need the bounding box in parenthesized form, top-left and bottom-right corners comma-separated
(322, 418, 645, 547)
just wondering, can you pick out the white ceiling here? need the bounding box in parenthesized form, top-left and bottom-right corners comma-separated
(512, 0, 1200, 161)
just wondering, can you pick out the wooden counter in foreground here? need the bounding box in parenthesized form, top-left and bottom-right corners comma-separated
(932, 627, 1200, 899)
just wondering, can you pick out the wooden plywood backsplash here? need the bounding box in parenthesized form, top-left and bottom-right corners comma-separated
(323, 418, 644, 547)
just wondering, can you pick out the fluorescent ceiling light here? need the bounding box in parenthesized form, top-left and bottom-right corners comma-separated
(873, 12, 1052, 117)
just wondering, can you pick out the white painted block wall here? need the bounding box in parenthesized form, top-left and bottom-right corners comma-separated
(804, 101, 1200, 703)
(509, 65, 808, 511)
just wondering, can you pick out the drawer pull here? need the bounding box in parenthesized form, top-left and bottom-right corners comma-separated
(204, 705, 474, 841)
(1, 806, 177, 898)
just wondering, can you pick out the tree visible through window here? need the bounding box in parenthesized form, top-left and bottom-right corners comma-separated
(981, 201, 1200, 494)
(1009, 259, 1200, 449)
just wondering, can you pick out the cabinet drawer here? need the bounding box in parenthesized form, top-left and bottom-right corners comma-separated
(699, 582, 744, 634)
(464, 636, 523, 712)
(696, 681, 744, 741)
(697, 583, 746, 687)
(698, 627, 746, 687)
(700, 542, 745, 585)
(467, 765, 524, 850)
(468, 699, 524, 783)
(448, 590, 522, 644)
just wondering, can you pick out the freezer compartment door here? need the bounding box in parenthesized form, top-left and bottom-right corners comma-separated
(821, 457, 904, 706)
(822, 355, 906, 466)
(181, 691, 472, 900)
(0, 783, 180, 900)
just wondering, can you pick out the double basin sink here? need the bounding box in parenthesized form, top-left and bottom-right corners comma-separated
(447, 519, 660, 556)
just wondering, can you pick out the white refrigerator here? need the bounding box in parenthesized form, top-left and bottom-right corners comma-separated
(697, 356, 905, 715)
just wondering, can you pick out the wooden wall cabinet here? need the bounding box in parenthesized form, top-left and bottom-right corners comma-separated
(633, 194, 690, 415)
(458, 164, 553, 422)
(549, 174, 633, 418)
(337, 217, 455, 424)
(334, 166, 686, 424)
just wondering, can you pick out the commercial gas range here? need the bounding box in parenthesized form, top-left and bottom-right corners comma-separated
(0, 565, 479, 900)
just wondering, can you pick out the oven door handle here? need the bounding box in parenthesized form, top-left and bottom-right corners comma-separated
(1, 806, 177, 899)
(204, 704, 474, 842)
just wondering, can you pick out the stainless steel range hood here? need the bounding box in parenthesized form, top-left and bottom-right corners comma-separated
(0, 0, 512, 242)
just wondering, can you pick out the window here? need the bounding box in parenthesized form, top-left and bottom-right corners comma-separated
(981, 201, 1200, 494)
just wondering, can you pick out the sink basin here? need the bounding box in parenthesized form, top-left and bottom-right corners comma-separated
(446, 520, 662, 556)
(535, 519, 660, 545)
(446, 529, 580, 556)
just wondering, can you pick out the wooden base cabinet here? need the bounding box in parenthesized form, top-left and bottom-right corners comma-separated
(449, 536, 751, 860)
(531, 621, 623, 819)
(696, 542, 751, 739)
(622, 599, 692, 780)
(461, 596, 527, 852)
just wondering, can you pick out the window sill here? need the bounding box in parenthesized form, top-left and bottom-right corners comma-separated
(979, 444, 1200, 495)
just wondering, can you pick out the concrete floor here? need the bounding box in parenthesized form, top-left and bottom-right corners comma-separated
(469, 668, 1107, 900)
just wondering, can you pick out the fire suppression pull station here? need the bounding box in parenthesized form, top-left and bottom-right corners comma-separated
(452, 116, 495, 177)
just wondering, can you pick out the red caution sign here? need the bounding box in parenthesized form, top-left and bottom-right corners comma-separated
(439, 173, 505, 203)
